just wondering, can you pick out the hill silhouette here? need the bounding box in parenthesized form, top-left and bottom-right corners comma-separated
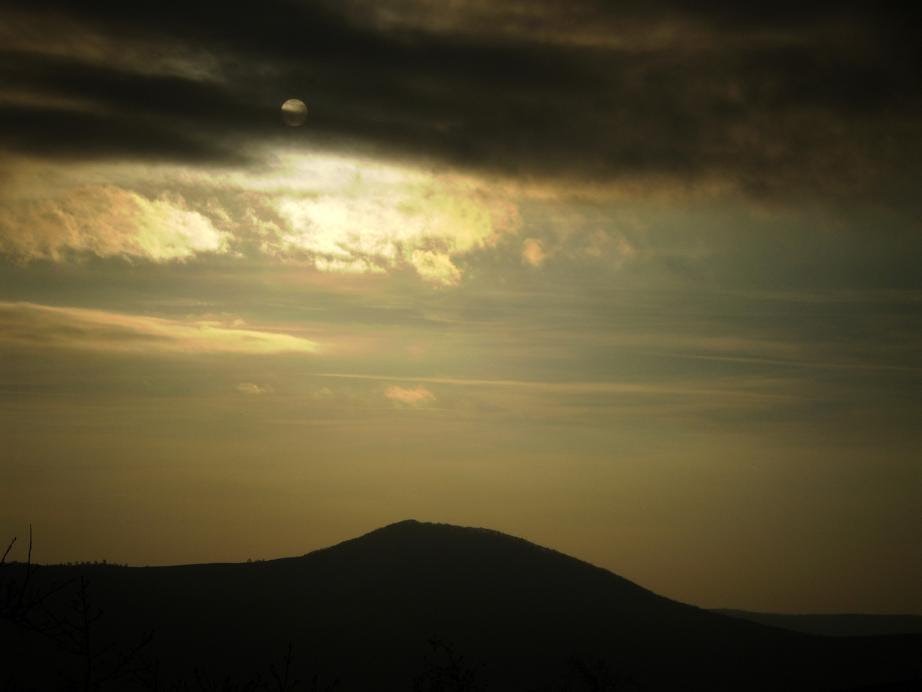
(2, 520, 920, 690)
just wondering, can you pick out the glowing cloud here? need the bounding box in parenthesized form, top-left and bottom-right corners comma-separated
(243, 153, 520, 285)
(0, 302, 317, 355)
(384, 385, 437, 406)
(0, 153, 520, 284)
(521, 238, 547, 267)
(0, 185, 229, 262)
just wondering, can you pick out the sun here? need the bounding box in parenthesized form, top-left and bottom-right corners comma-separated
(281, 98, 308, 127)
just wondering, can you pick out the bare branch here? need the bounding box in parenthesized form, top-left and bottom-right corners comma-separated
(0, 536, 15, 566)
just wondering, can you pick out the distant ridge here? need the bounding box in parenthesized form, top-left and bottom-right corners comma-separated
(3, 520, 921, 690)
(715, 609, 922, 637)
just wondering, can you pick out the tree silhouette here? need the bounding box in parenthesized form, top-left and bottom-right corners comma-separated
(412, 638, 484, 692)
(552, 655, 641, 691)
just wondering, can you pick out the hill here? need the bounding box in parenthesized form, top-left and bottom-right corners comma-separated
(2, 520, 920, 690)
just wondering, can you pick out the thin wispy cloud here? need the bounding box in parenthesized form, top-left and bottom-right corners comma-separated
(236, 382, 273, 395)
(323, 372, 799, 404)
(0, 302, 318, 355)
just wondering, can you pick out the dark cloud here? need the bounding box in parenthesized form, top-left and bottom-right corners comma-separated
(0, 104, 246, 164)
(0, 50, 270, 163)
(0, 0, 919, 200)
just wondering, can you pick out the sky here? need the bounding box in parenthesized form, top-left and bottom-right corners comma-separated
(0, 0, 920, 614)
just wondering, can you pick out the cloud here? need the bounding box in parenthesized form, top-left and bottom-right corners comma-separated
(0, 152, 520, 283)
(0, 52, 246, 163)
(0, 302, 318, 355)
(0, 185, 229, 262)
(311, 386, 335, 400)
(410, 251, 461, 285)
(333, 372, 795, 405)
(0, 1, 918, 203)
(236, 382, 272, 395)
(384, 384, 437, 406)
(521, 238, 547, 267)
(0, 9, 220, 80)
(261, 154, 519, 284)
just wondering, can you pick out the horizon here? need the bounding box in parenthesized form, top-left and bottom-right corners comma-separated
(2, 1, 921, 618)
(5, 518, 921, 617)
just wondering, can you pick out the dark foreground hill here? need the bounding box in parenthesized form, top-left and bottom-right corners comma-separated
(2, 520, 920, 690)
